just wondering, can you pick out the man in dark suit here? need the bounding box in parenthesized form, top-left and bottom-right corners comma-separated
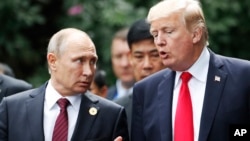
(0, 62, 15, 77)
(114, 19, 165, 136)
(89, 69, 108, 98)
(107, 28, 135, 100)
(0, 74, 32, 102)
(0, 28, 129, 141)
(131, 0, 250, 141)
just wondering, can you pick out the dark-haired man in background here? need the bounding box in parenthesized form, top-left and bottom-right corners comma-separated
(115, 19, 165, 136)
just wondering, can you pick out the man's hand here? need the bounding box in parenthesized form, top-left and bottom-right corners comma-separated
(114, 136, 123, 141)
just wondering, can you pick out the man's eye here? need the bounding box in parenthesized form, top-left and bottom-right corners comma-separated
(152, 53, 160, 58)
(114, 55, 122, 59)
(152, 34, 158, 38)
(90, 59, 96, 65)
(165, 29, 174, 34)
(134, 55, 143, 59)
(76, 59, 83, 63)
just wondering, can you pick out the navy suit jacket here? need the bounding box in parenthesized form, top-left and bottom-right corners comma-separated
(106, 85, 118, 100)
(0, 74, 32, 102)
(114, 93, 133, 137)
(0, 83, 129, 141)
(131, 50, 250, 141)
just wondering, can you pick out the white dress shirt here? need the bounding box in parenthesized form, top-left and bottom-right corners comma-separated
(115, 79, 133, 99)
(43, 80, 82, 141)
(172, 47, 210, 141)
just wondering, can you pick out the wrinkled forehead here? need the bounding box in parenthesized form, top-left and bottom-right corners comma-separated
(147, 0, 187, 23)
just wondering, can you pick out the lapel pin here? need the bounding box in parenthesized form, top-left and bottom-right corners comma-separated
(89, 107, 97, 116)
(214, 75, 221, 82)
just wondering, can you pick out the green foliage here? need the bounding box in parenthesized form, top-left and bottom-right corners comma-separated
(0, 0, 250, 87)
(0, 0, 45, 84)
(57, 0, 150, 85)
(201, 0, 250, 59)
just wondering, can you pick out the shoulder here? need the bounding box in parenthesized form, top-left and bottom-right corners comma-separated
(85, 91, 123, 110)
(2, 83, 46, 103)
(0, 74, 32, 89)
(209, 51, 250, 85)
(135, 68, 171, 88)
(0, 89, 37, 111)
(3, 87, 40, 102)
(212, 53, 250, 73)
(114, 93, 132, 105)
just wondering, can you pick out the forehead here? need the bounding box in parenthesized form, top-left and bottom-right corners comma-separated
(131, 39, 157, 53)
(150, 13, 182, 32)
(111, 39, 129, 54)
(62, 38, 97, 58)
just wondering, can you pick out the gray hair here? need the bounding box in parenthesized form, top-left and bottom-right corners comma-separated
(47, 28, 95, 73)
(47, 28, 92, 57)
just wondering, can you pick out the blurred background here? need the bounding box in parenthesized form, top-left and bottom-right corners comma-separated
(0, 0, 250, 87)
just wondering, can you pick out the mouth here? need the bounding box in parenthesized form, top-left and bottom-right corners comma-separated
(159, 51, 168, 59)
(78, 81, 90, 87)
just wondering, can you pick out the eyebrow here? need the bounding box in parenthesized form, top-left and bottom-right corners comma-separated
(133, 49, 158, 54)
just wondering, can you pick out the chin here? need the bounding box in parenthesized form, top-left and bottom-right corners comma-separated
(75, 88, 88, 94)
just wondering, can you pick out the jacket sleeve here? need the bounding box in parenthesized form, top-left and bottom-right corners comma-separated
(0, 98, 8, 141)
(113, 107, 130, 141)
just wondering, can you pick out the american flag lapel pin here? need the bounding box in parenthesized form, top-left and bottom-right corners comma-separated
(214, 75, 221, 82)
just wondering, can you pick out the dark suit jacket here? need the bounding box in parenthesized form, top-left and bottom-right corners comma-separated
(0, 74, 32, 102)
(106, 85, 118, 100)
(131, 50, 250, 141)
(0, 83, 129, 141)
(114, 93, 133, 136)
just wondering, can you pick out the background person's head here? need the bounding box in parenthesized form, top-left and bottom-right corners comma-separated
(147, 0, 208, 71)
(0, 62, 15, 77)
(90, 69, 108, 98)
(111, 27, 135, 87)
(47, 28, 98, 96)
(127, 19, 165, 81)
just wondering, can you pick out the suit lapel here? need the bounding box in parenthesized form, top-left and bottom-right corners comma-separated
(198, 52, 227, 141)
(157, 70, 176, 141)
(71, 91, 99, 141)
(26, 84, 46, 141)
(0, 75, 4, 100)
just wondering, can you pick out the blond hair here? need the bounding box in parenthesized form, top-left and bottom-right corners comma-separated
(147, 0, 208, 46)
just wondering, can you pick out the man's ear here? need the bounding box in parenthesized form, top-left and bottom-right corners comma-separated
(192, 27, 202, 44)
(47, 53, 57, 71)
(100, 86, 108, 98)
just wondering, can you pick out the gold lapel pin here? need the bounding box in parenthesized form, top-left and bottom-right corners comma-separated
(89, 107, 97, 116)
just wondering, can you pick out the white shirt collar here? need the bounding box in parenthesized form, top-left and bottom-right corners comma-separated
(45, 80, 82, 111)
(116, 79, 133, 97)
(175, 47, 210, 87)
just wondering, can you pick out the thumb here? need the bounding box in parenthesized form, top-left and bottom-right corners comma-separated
(114, 136, 123, 141)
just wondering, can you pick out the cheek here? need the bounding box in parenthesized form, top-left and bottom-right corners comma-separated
(152, 62, 162, 70)
(130, 59, 137, 67)
(134, 61, 144, 69)
(134, 65, 141, 73)
(134, 71, 141, 79)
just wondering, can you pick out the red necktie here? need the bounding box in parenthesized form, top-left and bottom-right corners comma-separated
(174, 72, 194, 141)
(52, 98, 70, 141)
